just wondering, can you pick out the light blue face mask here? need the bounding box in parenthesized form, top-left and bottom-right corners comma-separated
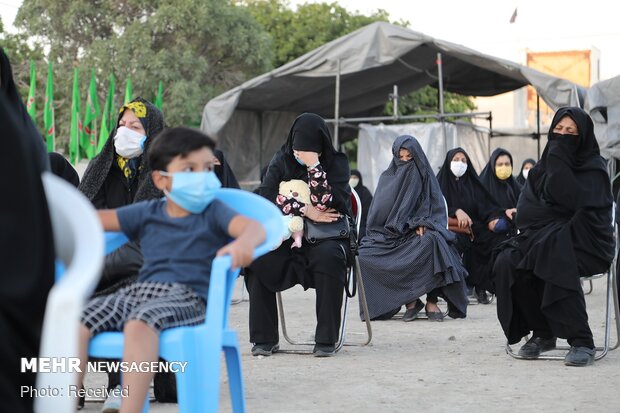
(159, 170, 222, 214)
(295, 157, 305, 166)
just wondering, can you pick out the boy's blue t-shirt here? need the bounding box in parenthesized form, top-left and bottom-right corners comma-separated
(116, 198, 238, 299)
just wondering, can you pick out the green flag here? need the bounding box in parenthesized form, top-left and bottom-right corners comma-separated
(69, 68, 81, 165)
(80, 69, 101, 160)
(43, 61, 55, 152)
(154, 80, 163, 110)
(27, 60, 36, 122)
(97, 73, 115, 154)
(124, 78, 132, 104)
(108, 73, 116, 132)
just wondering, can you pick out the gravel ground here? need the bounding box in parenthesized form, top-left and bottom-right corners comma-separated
(80, 275, 620, 413)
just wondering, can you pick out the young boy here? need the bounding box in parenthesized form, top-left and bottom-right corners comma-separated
(77, 127, 265, 413)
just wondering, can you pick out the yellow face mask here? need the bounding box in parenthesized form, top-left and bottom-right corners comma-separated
(495, 165, 513, 180)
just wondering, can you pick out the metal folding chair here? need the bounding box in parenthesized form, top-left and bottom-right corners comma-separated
(276, 187, 372, 353)
(506, 218, 620, 361)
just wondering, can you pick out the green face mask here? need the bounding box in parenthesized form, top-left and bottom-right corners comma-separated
(495, 165, 513, 180)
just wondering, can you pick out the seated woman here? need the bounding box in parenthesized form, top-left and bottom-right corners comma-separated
(436, 148, 500, 305)
(516, 158, 536, 187)
(349, 169, 373, 240)
(358, 135, 468, 322)
(245, 113, 352, 357)
(49, 152, 80, 187)
(474, 148, 522, 302)
(493, 107, 614, 367)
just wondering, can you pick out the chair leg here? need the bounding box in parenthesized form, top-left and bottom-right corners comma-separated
(224, 345, 247, 413)
(231, 277, 246, 305)
(277, 291, 315, 346)
(277, 257, 373, 350)
(173, 343, 220, 413)
(612, 263, 620, 350)
(335, 293, 349, 352)
(354, 256, 373, 346)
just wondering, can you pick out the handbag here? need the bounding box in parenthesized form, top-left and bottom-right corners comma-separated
(304, 215, 351, 244)
(447, 217, 474, 240)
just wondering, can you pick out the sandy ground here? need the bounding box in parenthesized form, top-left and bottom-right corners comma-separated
(80, 275, 620, 413)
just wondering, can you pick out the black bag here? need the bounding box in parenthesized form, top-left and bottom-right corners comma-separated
(304, 215, 351, 244)
(154, 371, 177, 402)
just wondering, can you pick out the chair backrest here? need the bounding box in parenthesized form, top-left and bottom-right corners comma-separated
(350, 187, 362, 235)
(35, 172, 104, 413)
(210, 189, 284, 326)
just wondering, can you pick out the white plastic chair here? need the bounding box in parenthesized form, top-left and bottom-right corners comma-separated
(35, 173, 104, 413)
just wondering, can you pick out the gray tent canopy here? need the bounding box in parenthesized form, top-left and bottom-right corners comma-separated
(585, 75, 620, 162)
(201, 22, 585, 182)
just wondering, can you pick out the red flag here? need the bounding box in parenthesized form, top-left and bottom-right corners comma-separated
(509, 8, 517, 24)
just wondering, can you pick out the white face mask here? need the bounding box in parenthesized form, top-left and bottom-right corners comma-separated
(349, 177, 360, 188)
(114, 126, 147, 159)
(450, 161, 467, 178)
(522, 169, 530, 180)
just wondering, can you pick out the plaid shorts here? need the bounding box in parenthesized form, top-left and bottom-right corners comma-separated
(81, 281, 206, 334)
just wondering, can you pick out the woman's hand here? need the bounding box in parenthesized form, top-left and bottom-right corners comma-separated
(304, 204, 340, 223)
(455, 209, 473, 229)
(415, 226, 426, 236)
(488, 219, 499, 232)
(293, 150, 319, 167)
(505, 208, 517, 219)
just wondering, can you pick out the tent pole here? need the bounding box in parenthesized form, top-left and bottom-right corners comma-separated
(392, 85, 399, 120)
(258, 113, 263, 173)
(488, 112, 493, 160)
(437, 52, 448, 154)
(437, 53, 445, 115)
(536, 94, 541, 160)
(334, 59, 341, 149)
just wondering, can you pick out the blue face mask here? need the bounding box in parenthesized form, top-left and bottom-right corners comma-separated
(295, 157, 305, 166)
(160, 170, 222, 214)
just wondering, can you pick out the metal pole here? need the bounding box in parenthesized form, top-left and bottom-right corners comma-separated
(437, 52, 447, 152)
(392, 85, 399, 120)
(334, 59, 341, 149)
(437, 53, 445, 115)
(536, 94, 541, 160)
(488, 112, 493, 160)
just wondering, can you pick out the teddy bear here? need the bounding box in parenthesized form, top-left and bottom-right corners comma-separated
(277, 179, 311, 248)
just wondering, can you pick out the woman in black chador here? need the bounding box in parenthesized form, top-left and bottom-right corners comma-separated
(493, 107, 614, 367)
(516, 158, 536, 187)
(436, 148, 500, 304)
(473, 148, 522, 302)
(1, 48, 55, 413)
(358, 136, 468, 322)
(246, 113, 352, 357)
(349, 169, 373, 240)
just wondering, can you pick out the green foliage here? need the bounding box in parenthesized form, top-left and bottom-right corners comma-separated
(11, 0, 273, 151)
(243, 0, 395, 68)
(1, 17, 46, 127)
(385, 85, 477, 122)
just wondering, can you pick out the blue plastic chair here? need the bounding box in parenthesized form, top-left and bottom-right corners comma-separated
(89, 189, 284, 413)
